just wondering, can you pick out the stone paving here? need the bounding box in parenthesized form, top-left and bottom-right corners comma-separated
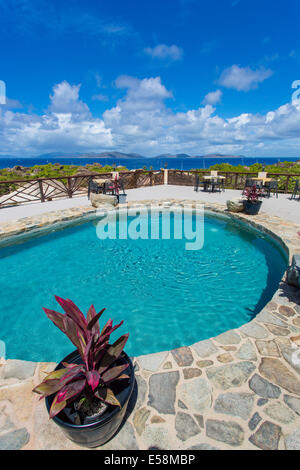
(0, 199, 300, 450)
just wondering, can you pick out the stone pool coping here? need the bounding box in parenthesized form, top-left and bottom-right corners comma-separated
(0, 199, 300, 450)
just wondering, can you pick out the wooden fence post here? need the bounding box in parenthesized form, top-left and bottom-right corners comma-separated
(38, 180, 45, 202)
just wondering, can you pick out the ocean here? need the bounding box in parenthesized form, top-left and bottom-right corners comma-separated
(0, 156, 299, 171)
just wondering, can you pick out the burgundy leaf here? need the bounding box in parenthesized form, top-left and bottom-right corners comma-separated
(87, 308, 105, 332)
(98, 334, 128, 374)
(101, 364, 129, 384)
(43, 308, 66, 334)
(55, 296, 87, 331)
(86, 370, 100, 391)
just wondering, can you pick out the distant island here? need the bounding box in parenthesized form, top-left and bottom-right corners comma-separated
(0, 151, 246, 160)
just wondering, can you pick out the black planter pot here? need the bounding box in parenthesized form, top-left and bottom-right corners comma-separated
(243, 200, 262, 215)
(45, 350, 135, 448)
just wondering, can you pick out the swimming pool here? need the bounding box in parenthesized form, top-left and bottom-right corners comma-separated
(0, 209, 287, 361)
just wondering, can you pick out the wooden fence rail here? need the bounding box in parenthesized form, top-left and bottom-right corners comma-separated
(0, 169, 299, 208)
(0, 170, 164, 208)
(167, 170, 300, 193)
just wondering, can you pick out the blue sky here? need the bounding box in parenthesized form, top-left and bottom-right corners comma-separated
(0, 0, 300, 157)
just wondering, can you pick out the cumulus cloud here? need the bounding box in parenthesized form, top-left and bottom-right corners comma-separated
(1, 76, 300, 157)
(218, 65, 273, 91)
(49, 81, 90, 118)
(144, 44, 183, 61)
(203, 90, 222, 105)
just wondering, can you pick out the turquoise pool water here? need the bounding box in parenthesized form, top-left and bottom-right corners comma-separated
(0, 211, 287, 361)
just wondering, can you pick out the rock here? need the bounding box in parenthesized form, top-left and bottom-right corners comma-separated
(3, 360, 36, 381)
(255, 340, 280, 357)
(175, 412, 201, 441)
(249, 421, 281, 450)
(256, 310, 287, 327)
(248, 412, 262, 431)
(237, 340, 257, 361)
(206, 361, 256, 390)
(194, 414, 204, 428)
(276, 343, 300, 375)
(142, 424, 169, 450)
(239, 322, 269, 339)
(248, 373, 281, 399)
(259, 357, 300, 395)
(279, 305, 296, 318)
(285, 428, 300, 450)
(178, 377, 212, 412)
(214, 392, 255, 420)
(162, 361, 172, 370)
(183, 368, 202, 379)
(284, 395, 300, 415)
(264, 401, 295, 424)
(135, 374, 147, 409)
(257, 398, 268, 406)
(226, 198, 245, 213)
(196, 360, 214, 368)
(148, 371, 179, 414)
(214, 330, 241, 345)
(136, 351, 168, 372)
(133, 408, 150, 436)
(265, 324, 290, 336)
(188, 443, 219, 450)
(206, 419, 244, 447)
(151, 416, 166, 425)
(191, 339, 218, 358)
(217, 353, 233, 363)
(90, 193, 117, 207)
(0, 428, 30, 450)
(171, 347, 193, 367)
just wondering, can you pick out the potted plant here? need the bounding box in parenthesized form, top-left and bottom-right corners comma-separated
(242, 185, 263, 215)
(32, 296, 135, 448)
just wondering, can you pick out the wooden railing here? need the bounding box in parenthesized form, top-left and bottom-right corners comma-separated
(0, 168, 299, 208)
(167, 169, 300, 193)
(0, 169, 164, 208)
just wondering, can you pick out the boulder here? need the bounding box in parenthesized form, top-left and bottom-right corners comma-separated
(90, 192, 118, 207)
(226, 197, 245, 213)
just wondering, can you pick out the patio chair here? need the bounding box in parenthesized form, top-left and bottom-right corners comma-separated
(194, 174, 206, 192)
(291, 179, 300, 200)
(265, 180, 278, 198)
(88, 177, 104, 200)
(210, 177, 225, 193)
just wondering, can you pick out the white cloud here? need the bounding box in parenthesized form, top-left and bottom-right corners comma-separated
(219, 65, 273, 91)
(1, 76, 300, 157)
(144, 44, 183, 61)
(203, 90, 222, 105)
(49, 81, 90, 117)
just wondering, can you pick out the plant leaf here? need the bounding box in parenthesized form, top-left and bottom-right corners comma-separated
(86, 370, 100, 391)
(98, 334, 129, 373)
(55, 296, 87, 331)
(101, 364, 129, 384)
(43, 308, 66, 333)
(95, 387, 121, 407)
(87, 308, 105, 332)
(49, 396, 68, 419)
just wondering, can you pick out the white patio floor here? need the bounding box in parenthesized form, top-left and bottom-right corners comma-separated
(0, 185, 299, 225)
